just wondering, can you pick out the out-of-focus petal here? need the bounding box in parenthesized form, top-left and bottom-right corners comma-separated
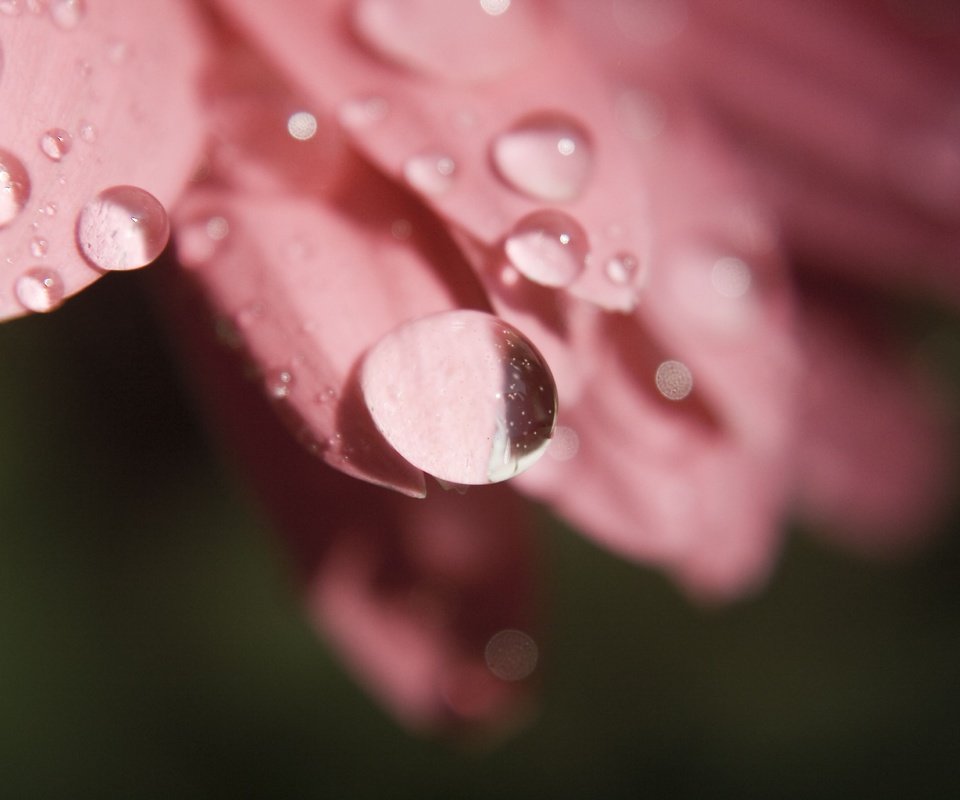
(0, 0, 206, 320)
(794, 300, 955, 555)
(159, 265, 540, 730)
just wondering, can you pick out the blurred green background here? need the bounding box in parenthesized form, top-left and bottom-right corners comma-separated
(1, 273, 958, 799)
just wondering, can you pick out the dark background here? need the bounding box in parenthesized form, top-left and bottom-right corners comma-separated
(1, 272, 958, 799)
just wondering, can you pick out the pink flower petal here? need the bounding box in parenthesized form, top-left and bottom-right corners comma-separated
(0, 0, 206, 320)
(159, 277, 540, 730)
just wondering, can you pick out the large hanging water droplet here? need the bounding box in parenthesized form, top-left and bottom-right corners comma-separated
(49, 0, 84, 29)
(491, 112, 593, 202)
(351, 0, 543, 82)
(503, 210, 588, 288)
(76, 185, 170, 271)
(403, 151, 457, 196)
(15, 266, 64, 312)
(0, 149, 31, 228)
(361, 310, 557, 485)
(39, 128, 72, 162)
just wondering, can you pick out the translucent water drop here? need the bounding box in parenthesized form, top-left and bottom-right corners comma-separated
(39, 128, 72, 162)
(49, 0, 84, 29)
(286, 110, 318, 141)
(403, 151, 457, 196)
(338, 95, 389, 130)
(351, 0, 542, 82)
(0, 149, 31, 228)
(265, 368, 294, 399)
(655, 359, 693, 401)
(76, 185, 170, 271)
(361, 310, 557, 484)
(503, 210, 588, 288)
(484, 630, 538, 681)
(711, 256, 752, 298)
(491, 112, 593, 202)
(15, 267, 64, 312)
(177, 214, 229, 268)
(29, 237, 48, 257)
(78, 121, 97, 143)
(604, 250, 640, 285)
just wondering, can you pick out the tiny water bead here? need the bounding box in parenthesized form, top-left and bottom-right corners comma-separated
(491, 112, 593, 202)
(76, 185, 170, 271)
(710, 256, 752, 298)
(484, 629, 538, 681)
(265, 368, 294, 399)
(15, 267, 64, 312)
(0, 149, 31, 228)
(655, 359, 693, 401)
(503, 209, 588, 288)
(604, 250, 640, 285)
(39, 128, 71, 162)
(49, 0, 85, 30)
(29, 236, 48, 257)
(402, 151, 457, 196)
(286, 110, 318, 141)
(361, 310, 557, 485)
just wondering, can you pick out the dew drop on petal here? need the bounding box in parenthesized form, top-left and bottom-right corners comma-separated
(504, 210, 588, 288)
(484, 629, 538, 681)
(286, 110, 318, 141)
(351, 0, 541, 81)
(78, 121, 97, 143)
(49, 0, 84, 30)
(604, 250, 640, 285)
(39, 128, 72, 162)
(29, 237, 48, 258)
(361, 310, 557, 485)
(711, 256, 752, 298)
(0, 149, 31, 228)
(76, 185, 170, 271)
(403, 151, 457, 196)
(177, 214, 229, 268)
(265, 368, 294, 399)
(338, 95, 389, 130)
(15, 266, 64, 312)
(491, 112, 593, 202)
(655, 359, 693, 401)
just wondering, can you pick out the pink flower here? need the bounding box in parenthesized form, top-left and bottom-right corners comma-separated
(1, 0, 956, 729)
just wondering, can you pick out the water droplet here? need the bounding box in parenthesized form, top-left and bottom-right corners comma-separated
(614, 88, 667, 141)
(503, 210, 588, 288)
(351, 0, 542, 82)
(403, 151, 457, 196)
(338, 95, 389, 130)
(78, 121, 97, 143)
(15, 267, 64, 312)
(49, 0, 84, 29)
(286, 110, 318, 141)
(29, 237, 48, 257)
(76, 185, 170, 271)
(361, 310, 557, 484)
(711, 256, 752, 298)
(604, 250, 640, 285)
(178, 214, 229, 268)
(39, 128, 72, 162)
(655, 359, 693, 401)
(265, 368, 294, 399)
(491, 112, 593, 202)
(315, 386, 337, 404)
(390, 218, 412, 240)
(0, 149, 31, 228)
(484, 629, 538, 681)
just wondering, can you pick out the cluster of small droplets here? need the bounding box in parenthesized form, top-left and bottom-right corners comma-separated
(265, 368, 295, 399)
